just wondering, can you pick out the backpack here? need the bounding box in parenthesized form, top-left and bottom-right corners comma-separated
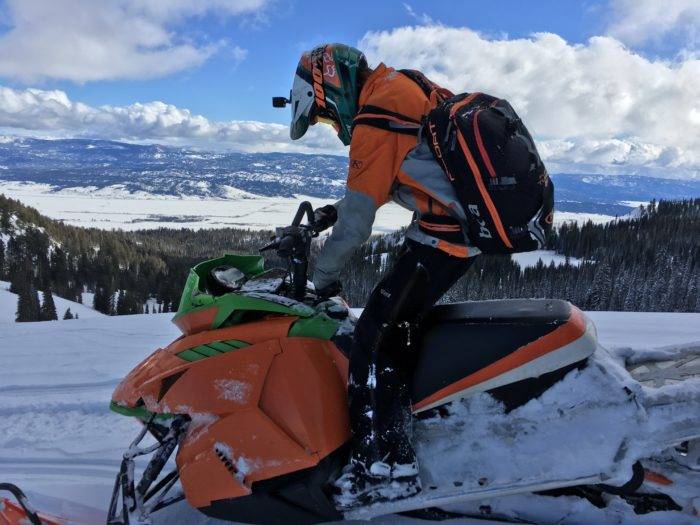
(352, 69, 554, 255)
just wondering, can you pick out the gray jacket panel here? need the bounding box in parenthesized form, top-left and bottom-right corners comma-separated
(312, 139, 481, 290)
(312, 188, 376, 290)
(398, 139, 468, 223)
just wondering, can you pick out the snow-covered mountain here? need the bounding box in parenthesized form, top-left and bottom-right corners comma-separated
(1, 137, 699, 217)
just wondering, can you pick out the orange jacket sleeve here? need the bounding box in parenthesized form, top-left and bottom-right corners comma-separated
(346, 124, 398, 208)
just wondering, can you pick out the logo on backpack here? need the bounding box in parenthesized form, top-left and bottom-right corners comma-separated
(467, 204, 493, 240)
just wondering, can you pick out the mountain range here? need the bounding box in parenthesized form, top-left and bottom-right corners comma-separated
(1, 137, 698, 216)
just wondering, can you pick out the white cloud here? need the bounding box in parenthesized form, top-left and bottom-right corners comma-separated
(0, 85, 342, 154)
(0, 0, 266, 82)
(605, 0, 699, 49)
(359, 26, 700, 176)
(402, 3, 433, 25)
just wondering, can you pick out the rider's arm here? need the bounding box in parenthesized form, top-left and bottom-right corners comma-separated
(312, 126, 396, 290)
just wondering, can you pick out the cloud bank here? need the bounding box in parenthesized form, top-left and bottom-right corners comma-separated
(0, 85, 341, 154)
(605, 0, 699, 49)
(360, 26, 699, 177)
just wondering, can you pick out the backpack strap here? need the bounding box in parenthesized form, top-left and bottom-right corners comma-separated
(399, 69, 454, 106)
(352, 69, 454, 136)
(352, 104, 421, 136)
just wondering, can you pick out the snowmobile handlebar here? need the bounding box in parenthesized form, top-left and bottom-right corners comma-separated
(260, 201, 319, 301)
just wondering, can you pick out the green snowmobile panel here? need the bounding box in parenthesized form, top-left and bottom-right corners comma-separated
(173, 254, 318, 331)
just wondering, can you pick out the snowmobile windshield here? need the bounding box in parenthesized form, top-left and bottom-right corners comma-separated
(210, 265, 246, 292)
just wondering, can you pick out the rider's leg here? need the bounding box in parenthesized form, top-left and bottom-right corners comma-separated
(347, 240, 474, 481)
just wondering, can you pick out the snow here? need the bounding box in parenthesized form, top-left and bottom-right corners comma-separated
(0, 181, 611, 234)
(0, 181, 411, 234)
(214, 379, 251, 404)
(0, 280, 103, 324)
(511, 250, 581, 269)
(0, 311, 698, 524)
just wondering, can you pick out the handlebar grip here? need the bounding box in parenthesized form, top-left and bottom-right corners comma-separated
(292, 201, 315, 228)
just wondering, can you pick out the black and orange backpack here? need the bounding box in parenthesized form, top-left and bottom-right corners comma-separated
(353, 69, 554, 255)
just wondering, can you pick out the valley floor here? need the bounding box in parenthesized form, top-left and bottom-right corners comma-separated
(0, 311, 698, 523)
(0, 181, 614, 234)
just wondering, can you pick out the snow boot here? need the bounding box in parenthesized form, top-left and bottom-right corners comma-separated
(333, 458, 422, 510)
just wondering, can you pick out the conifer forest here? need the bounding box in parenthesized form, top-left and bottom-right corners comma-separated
(1, 193, 697, 321)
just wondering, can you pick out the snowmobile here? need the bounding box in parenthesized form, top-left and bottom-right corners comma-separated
(4, 202, 697, 525)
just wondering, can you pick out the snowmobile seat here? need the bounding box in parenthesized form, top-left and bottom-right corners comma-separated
(411, 299, 593, 411)
(425, 298, 572, 325)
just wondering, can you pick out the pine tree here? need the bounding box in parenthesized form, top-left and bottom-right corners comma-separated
(93, 285, 114, 315)
(0, 238, 5, 280)
(16, 282, 41, 322)
(586, 260, 613, 310)
(63, 308, 74, 320)
(116, 289, 126, 315)
(40, 285, 58, 321)
(0, 208, 10, 231)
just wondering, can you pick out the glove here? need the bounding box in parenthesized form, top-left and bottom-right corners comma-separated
(314, 280, 342, 301)
(313, 204, 338, 233)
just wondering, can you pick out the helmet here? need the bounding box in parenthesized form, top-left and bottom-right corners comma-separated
(287, 44, 367, 146)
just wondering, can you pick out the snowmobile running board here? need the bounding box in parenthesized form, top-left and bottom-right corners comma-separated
(343, 474, 603, 520)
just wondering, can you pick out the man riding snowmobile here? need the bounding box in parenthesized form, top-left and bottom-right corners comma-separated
(276, 43, 553, 507)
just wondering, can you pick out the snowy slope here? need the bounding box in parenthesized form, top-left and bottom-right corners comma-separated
(511, 250, 581, 270)
(0, 180, 610, 234)
(0, 280, 103, 324)
(0, 181, 413, 233)
(0, 312, 698, 524)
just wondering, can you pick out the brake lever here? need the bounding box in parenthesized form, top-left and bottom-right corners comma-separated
(259, 239, 279, 252)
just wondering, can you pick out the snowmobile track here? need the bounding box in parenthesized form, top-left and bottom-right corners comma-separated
(627, 350, 700, 387)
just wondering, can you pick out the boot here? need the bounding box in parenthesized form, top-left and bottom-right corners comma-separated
(333, 457, 421, 510)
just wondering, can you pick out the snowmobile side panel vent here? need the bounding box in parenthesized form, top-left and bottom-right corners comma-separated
(158, 371, 186, 402)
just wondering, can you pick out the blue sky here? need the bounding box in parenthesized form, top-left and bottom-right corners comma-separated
(0, 0, 638, 123)
(0, 0, 698, 177)
(98, 2, 611, 123)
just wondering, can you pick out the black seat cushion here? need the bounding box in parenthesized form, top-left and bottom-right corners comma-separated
(424, 298, 571, 325)
(412, 299, 572, 403)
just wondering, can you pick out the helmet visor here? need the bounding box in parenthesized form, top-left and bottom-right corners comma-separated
(290, 73, 315, 140)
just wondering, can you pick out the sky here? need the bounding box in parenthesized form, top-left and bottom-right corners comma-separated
(0, 0, 698, 178)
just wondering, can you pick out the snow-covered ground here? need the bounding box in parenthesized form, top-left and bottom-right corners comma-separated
(0, 181, 412, 234)
(511, 250, 581, 270)
(0, 181, 612, 235)
(0, 280, 103, 324)
(1, 310, 698, 523)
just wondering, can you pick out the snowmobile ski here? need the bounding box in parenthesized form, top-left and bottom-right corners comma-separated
(343, 474, 603, 520)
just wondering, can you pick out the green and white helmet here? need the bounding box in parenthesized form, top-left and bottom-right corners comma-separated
(284, 44, 367, 146)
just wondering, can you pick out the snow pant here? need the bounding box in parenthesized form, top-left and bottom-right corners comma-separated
(348, 239, 474, 469)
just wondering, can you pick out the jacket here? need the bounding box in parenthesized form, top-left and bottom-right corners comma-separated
(312, 64, 480, 290)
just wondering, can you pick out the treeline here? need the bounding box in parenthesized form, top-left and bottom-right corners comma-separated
(340, 199, 700, 312)
(0, 194, 281, 320)
(1, 194, 698, 322)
